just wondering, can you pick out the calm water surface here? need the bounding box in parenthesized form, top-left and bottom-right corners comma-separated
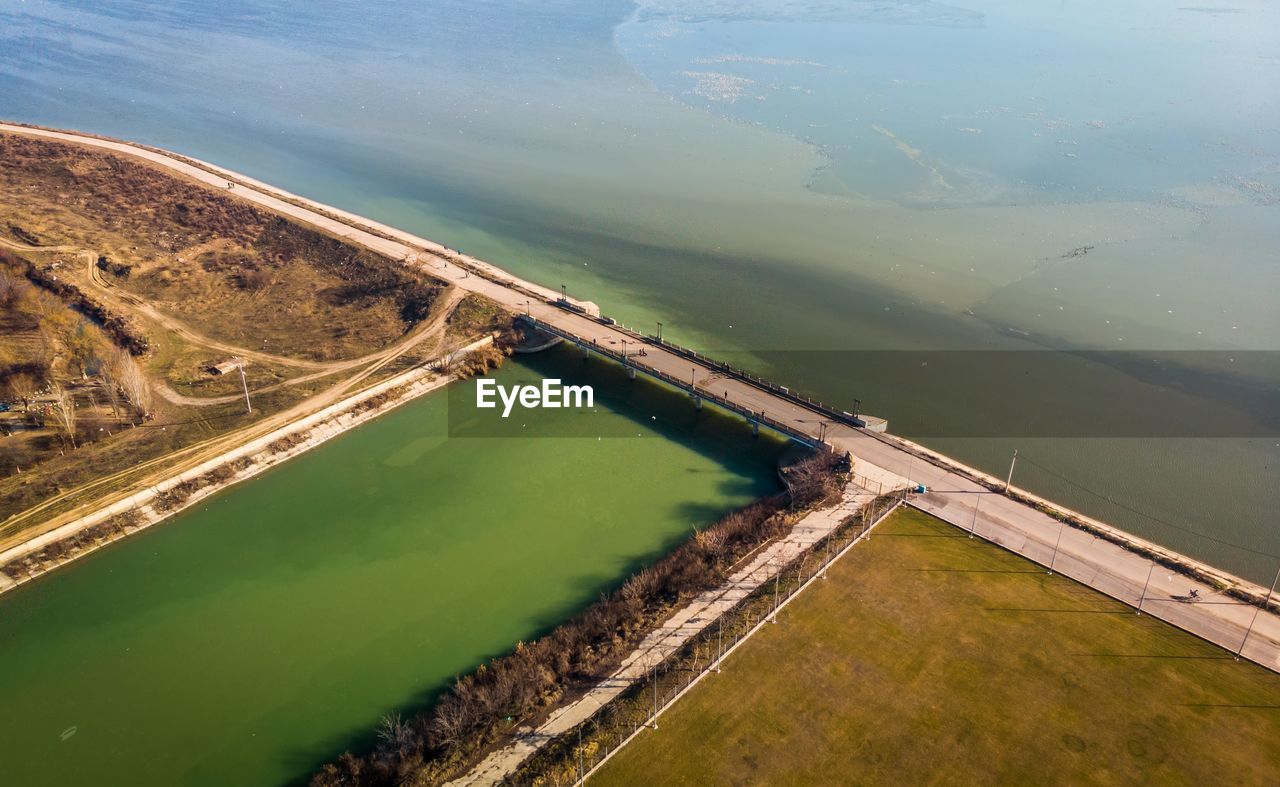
(0, 1, 1278, 779)
(1, 0, 1276, 575)
(0, 351, 787, 785)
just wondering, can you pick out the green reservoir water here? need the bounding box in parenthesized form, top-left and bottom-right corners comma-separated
(3, 0, 1275, 579)
(0, 350, 786, 785)
(1, 0, 1276, 577)
(0, 1, 1278, 780)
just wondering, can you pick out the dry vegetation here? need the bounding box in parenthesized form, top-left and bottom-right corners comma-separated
(445, 293, 511, 341)
(0, 131, 489, 539)
(309, 451, 847, 787)
(0, 132, 442, 362)
(1, 249, 152, 464)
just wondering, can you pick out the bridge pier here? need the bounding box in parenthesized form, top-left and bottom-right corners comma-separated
(627, 366, 636, 380)
(693, 395, 702, 411)
(751, 420, 760, 437)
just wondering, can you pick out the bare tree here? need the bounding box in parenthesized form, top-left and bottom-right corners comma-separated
(0, 263, 30, 307)
(698, 527, 729, 558)
(429, 694, 472, 749)
(5, 372, 38, 411)
(101, 377, 123, 423)
(105, 346, 151, 415)
(50, 383, 77, 448)
(376, 713, 417, 759)
(621, 566, 659, 604)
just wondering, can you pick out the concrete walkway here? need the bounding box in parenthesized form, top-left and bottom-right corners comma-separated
(447, 474, 900, 786)
(829, 431, 1280, 671)
(7, 123, 1274, 672)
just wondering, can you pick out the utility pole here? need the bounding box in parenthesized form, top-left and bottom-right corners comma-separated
(1048, 518, 1066, 574)
(238, 364, 252, 415)
(969, 495, 980, 539)
(1237, 561, 1280, 660)
(1004, 449, 1018, 492)
(690, 367, 696, 387)
(657, 321, 663, 343)
(577, 724, 584, 783)
(561, 283, 567, 300)
(1137, 563, 1155, 614)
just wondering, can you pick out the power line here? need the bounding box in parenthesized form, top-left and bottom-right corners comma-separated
(1017, 453, 1280, 559)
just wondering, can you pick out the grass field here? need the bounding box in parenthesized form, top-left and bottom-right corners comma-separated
(594, 507, 1280, 785)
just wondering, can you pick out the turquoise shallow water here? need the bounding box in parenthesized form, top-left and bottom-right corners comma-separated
(0, 350, 787, 785)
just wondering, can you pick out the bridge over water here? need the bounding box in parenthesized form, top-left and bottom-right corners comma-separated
(516, 314, 885, 449)
(5, 122, 1275, 672)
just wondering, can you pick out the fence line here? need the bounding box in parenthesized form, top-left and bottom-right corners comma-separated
(509, 493, 903, 786)
(912, 499, 1279, 670)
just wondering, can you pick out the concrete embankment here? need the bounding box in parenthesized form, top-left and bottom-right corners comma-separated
(0, 336, 494, 594)
(5, 122, 1273, 673)
(834, 429, 1280, 672)
(450, 464, 907, 786)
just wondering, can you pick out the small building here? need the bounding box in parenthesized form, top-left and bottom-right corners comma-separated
(209, 358, 245, 376)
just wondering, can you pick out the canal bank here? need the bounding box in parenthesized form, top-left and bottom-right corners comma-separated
(0, 346, 789, 786)
(0, 337, 495, 594)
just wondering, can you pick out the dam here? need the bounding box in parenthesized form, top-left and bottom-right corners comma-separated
(3, 123, 1277, 672)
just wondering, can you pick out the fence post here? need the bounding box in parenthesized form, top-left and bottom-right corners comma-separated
(650, 664, 658, 729)
(714, 616, 723, 673)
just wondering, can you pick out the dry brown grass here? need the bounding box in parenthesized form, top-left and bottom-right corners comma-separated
(0, 132, 444, 362)
(0, 131, 471, 529)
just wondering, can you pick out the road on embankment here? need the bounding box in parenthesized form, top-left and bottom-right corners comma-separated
(4, 122, 1276, 672)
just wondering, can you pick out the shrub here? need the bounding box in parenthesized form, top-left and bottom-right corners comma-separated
(307, 469, 852, 787)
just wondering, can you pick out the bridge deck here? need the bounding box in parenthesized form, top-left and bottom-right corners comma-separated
(5, 122, 1275, 672)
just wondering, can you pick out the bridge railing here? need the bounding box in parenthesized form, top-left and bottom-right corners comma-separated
(523, 314, 868, 438)
(566, 314, 865, 427)
(522, 317, 829, 448)
(639, 336, 868, 428)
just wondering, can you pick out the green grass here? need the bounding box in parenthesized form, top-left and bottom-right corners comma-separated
(594, 507, 1280, 786)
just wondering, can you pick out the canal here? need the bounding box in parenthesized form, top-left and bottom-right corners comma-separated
(0, 346, 787, 785)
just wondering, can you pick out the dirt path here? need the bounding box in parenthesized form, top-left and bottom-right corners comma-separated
(152, 286, 467, 406)
(0, 262, 464, 546)
(6, 233, 467, 406)
(0, 236, 79, 253)
(7, 235, 465, 378)
(81, 251, 335, 370)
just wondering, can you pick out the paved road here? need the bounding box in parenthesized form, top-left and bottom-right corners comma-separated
(6, 123, 1275, 672)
